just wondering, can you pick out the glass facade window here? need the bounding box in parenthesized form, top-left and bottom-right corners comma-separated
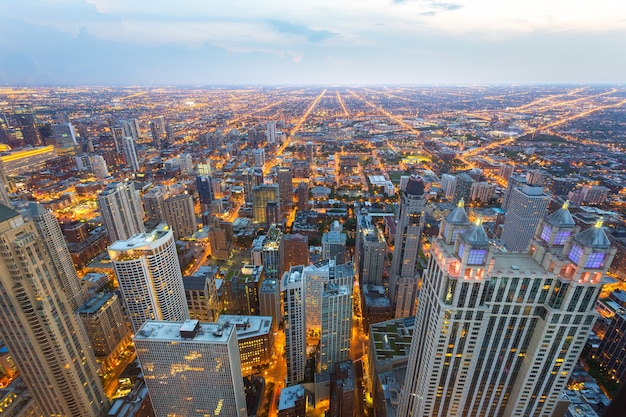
(540, 225, 552, 242)
(468, 249, 486, 265)
(585, 252, 605, 268)
(554, 231, 570, 245)
(568, 244, 584, 264)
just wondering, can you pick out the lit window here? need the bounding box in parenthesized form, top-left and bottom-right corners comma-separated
(540, 225, 552, 242)
(554, 231, 570, 245)
(585, 252, 605, 269)
(568, 244, 584, 264)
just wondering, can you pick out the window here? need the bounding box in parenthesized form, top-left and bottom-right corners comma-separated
(568, 244, 584, 264)
(585, 252, 605, 269)
(540, 225, 552, 242)
(554, 231, 570, 245)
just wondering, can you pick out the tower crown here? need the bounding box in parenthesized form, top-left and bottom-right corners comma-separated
(405, 175, 424, 196)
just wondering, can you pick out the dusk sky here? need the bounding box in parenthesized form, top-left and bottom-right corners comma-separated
(1, 0, 625, 86)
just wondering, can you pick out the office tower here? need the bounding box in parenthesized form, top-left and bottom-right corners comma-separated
(98, 182, 144, 243)
(306, 142, 314, 164)
(163, 194, 196, 239)
(598, 311, 626, 384)
(252, 184, 280, 225)
(134, 320, 247, 417)
(330, 361, 356, 417)
(208, 218, 232, 261)
(13, 105, 42, 147)
(440, 173, 457, 200)
(283, 233, 309, 274)
(297, 181, 309, 211)
(90, 155, 110, 179)
(389, 175, 425, 318)
(119, 119, 140, 140)
(142, 186, 167, 223)
(263, 225, 284, 281)
(77, 292, 131, 359)
(216, 315, 273, 376)
(319, 283, 352, 374)
(196, 175, 214, 209)
(303, 259, 354, 332)
(355, 212, 386, 286)
(502, 173, 528, 210)
(501, 184, 550, 252)
(51, 122, 78, 146)
(252, 148, 265, 167)
(265, 201, 281, 228)
(397, 203, 615, 417)
(282, 266, 307, 385)
(0, 204, 108, 417)
(322, 220, 347, 265)
(266, 121, 277, 145)
(109, 224, 189, 332)
(121, 136, 140, 172)
(452, 173, 473, 204)
(259, 278, 282, 334)
(27, 202, 87, 309)
(277, 165, 293, 207)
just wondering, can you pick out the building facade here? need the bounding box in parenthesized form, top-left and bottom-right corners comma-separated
(98, 181, 144, 243)
(109, 224, 189, 332)
(397, 202, 615, 417)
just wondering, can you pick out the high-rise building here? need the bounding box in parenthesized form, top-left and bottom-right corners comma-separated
(263, 225, 284, 281)
(142, 186, 167, 224)
(27, 202, 87, 309)
(216, 315, 273, 376)
(303, 259, 354, 333)
(397, 202, 615, 417)
(501, 184, 550, 252)
(109, 224, 189, 332)
(322, 221, 347, 265)
(277, 165, 293, 207)
(355, 212, 386, 286)
(252, 184, 280, 226)
(134, 319, 247, 417)
(266, 121, 277, 144)
(297, 181, 309, 211)
(306, 142, 315, 164)
(329, 361, 356, 417)
(319, 283, 352, 374)
(77, 292, 130, 359)
(598, 311, 626, 384)
(452, 173, 473, 204)
(282, 266, 307, 385)
(120, 119, 140, 140)
(498, 164, 515, 181)
(389, 175, 425, 318)
(252, 148, 265, 168)
(13, 105, 42, 147)
(502, 173, 528, 211)
(163, 194, 196, 240)
(470, 181, 496, 203)
(0, 160, 12, 207)
(196, 175, 214, 209)
(121, 136, 140, 172)
(0, 204, 109, 417)
(98, 181, 144, 243)
(440, 173, 457, 200)
(282, 233, 309, 275)
(259, 278, 282, 334)
(90, 155, 110, 179)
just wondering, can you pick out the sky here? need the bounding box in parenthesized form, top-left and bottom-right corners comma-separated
(0, 0, 625, 86)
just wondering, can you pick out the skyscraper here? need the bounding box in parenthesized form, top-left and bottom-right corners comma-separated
(277, 165, 293, 207)
(319, 283, 352, 374)
(263, 225, 284, 281)
(322, 220, 347, 265)
(355, 212, 386, 286)
(163, 193, 196, 240)
(143, 186, 167, 224)
(502, 173, 528, 211)
(501, 184, 550, 252)
(282, 266, 307, 385)
(0, 204, 108, 417)
(13, 105, 42, 147)
(282, 233, 309, 275)
(134, 319, 247, 417)
(121, 136, 140, 172)
(109, 224, 189, 332)
(252, 184, 280, 226)
(98, 181, 144, 243)
(389, 175, 425, 318)
(27, 202, 87, 309)
(452, 173, 473, 204)
(398, 202, 615, 417)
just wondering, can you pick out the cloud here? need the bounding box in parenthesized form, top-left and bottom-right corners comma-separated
(267, 20, 337, 43)
(432, 2, 463, 11)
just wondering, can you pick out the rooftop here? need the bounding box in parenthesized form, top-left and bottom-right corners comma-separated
(278, 384, 305, 411)
(77, 292, 115, 315)
(216, 315, 272, 339)
(134, 320, 234, 343)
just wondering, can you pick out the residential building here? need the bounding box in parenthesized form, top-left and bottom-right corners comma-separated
(282, 266, 307, 385)
(322, 220, 347, 265)
(163, 193, 196, 239)
(98, 181, 144, 243)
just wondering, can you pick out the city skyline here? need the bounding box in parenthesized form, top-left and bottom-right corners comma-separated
(1, 1, 625, 86)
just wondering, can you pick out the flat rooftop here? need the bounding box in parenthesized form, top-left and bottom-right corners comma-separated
(134, 320, 234, 344)
(278, 384, 305, 411)
(217, 315, 272, 339)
